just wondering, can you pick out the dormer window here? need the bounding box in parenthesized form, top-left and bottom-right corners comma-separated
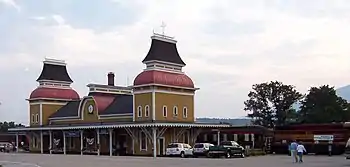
(173, 106, 178, 117)
(145, 105, 150, 117)
(137, 106, 142, 117)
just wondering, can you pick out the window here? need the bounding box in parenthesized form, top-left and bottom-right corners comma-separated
(213, 134, 217, 141)
(69, 137, 74, 148)
(139, 131, 147, 150)
(234, 134, 238, 141)
(223, 134, 228, 141)
(244, 134, 250, 141)
(32, 136, 37, 148)
(31, 114, 35, 123)
(163, 106, 167, 117)
(183, 107, 188, 118)
(137, 106, 142, 117)
(203, 134, 208, 141)
(144, 105, 150, 117)
(35, 114, 39, 123)
(173, 106, 178, 117)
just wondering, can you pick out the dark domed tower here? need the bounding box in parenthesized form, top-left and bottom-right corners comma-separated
(133, 33, 198, 123)
(28, 58, 79, 126)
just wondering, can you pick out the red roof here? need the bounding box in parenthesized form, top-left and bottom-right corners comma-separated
(134, 70, 194, 88)
(92, 95, 115, 113)
(30, 87, 80, 100)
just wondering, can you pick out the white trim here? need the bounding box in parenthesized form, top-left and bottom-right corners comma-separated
(137, 106, 142, 118)
(30, 101, 68, 106)
(39, 103, 43, 125)
(27, 98, 76, 102)
(98, 115, 133, 120)
(35, 114, 39, 123)
(9, 122, 231, 131)
(133, 92, 135, 121)
(173, 106, 178, 117)
(143, 60, 184, 68)
(144, 67, 183, 74)
(152, 89, 155, 120)
(145, 105, 150, 117)
(49, 116, 79, 120)
(183, 107, 188, 118)
(38, 82, 71, 88)
(134, 90, 195, 96)
(99, 113, 133, 117)
(50, 118, 80, 122)
(43, 58, 66, 66)
(133, 83, 198, 91)
(139, 131, 147, 151)
(163, 105, 167, 117)
(151, 34, 177, 44)
(87, 84, 132, 95)
(31, 114, 35, 124)
(158, 137, 165, 155)
(37, 79, 71, 85)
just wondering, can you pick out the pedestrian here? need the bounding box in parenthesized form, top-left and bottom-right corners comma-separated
(290, 140, 298, 163)
(296, 141, 307, 163)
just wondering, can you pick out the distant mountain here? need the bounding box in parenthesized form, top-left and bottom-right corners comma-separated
(336, 85, 350, 101)
(196, 118, 252, 125)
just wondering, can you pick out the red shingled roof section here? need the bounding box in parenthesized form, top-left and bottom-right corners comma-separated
(92, 95, 115, 113)
(30, 87, 80, 100)
(133, 70, 194, 88)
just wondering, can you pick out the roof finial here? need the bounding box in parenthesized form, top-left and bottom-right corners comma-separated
(161, 21, 166, 36)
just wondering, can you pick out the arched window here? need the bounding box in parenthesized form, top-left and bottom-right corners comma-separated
(173, 106, 178, 117)
(32, 114, 35, 124)
(145, 105, 150, 117)
(183, 107, 188, 118)
(36, 114, 39, 123)
(137, 106, 142, 117)
(163, 106, 167, 117)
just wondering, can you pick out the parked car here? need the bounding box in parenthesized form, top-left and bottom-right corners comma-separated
(192, 143, 214, 157)
(0, 142, 14, 153)
(165, 143, 193, 158)
(208, 141, 245, 158)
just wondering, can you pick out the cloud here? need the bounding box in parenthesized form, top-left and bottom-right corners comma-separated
(3, 0, 350, 123)
(0, 0, 20, 11)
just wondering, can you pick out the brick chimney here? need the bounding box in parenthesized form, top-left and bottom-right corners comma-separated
(107, 72, 115, 86)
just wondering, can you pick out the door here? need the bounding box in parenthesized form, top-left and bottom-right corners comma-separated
(118, 135, 127, 155)
(158, 137, 165, 156)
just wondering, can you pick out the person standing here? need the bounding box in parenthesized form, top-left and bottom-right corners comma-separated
(297, 141, 307, 163)
(290, 140, 298, 163)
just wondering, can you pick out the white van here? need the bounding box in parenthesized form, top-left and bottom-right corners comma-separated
(345, 138, 350, 159)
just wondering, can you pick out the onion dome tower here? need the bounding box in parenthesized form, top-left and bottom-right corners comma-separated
(133, 32, 198, 123)
(28, 58, 79, 126)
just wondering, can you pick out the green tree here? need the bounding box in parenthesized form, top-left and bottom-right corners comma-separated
(244, 81, 303, 128)
(0, 121, 24, 132)
(298, 85, 350, 123)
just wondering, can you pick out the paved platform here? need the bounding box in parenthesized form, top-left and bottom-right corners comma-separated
(0, 153, 348, 167)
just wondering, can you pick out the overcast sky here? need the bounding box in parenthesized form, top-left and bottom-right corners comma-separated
(1, 0, 350, 125)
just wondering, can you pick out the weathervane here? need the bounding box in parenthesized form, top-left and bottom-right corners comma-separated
(160, 21, 166, 36)
(152, 21, 175, 40)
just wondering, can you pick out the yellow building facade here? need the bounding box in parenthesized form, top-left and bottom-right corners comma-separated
(9, 33, 230, 157)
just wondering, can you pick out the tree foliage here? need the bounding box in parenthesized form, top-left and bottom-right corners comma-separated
(244, 81, 303, 128)
(298, 85, 350, 124)
(0, 121, 24, 132)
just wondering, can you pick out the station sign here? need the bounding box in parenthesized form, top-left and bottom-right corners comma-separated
(313, 135, 334, 141)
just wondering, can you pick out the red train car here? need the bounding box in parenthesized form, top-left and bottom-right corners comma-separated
(272, 123, 347, 155)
